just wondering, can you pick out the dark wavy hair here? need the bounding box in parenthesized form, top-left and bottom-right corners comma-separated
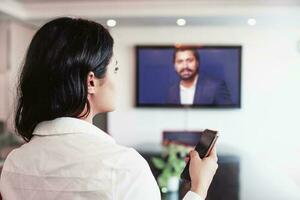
(15, 17, 114, 142)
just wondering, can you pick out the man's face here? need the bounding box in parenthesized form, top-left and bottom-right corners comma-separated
(174, 50, 199, 81)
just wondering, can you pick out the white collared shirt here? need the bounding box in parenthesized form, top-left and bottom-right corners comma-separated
(0, 117, 203, 200)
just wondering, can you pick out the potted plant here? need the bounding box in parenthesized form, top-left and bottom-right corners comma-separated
(151, 143, 189, 193)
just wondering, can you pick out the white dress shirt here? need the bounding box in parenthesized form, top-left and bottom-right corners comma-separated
(0, 117, 203, 200)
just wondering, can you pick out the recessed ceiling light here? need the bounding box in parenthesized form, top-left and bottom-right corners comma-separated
(247, 18, 256, 26)
(106, 19, 117, 27)
(176, 18, 186, 26)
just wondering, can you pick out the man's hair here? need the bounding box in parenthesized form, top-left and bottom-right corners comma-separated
(15, 17, 114, 142)
(173, 46, 200, 64)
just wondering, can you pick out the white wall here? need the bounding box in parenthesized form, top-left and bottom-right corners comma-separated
(0, 20, 35, 127)
(0, 21, 8, 73)
(0, 21, 9, 120)
(109, 25, 300, 199)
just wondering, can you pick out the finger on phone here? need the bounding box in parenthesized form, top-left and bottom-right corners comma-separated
(190, 150, 200, 159)
(209, 145, 218, 161)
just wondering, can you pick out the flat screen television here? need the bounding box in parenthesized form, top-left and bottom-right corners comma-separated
(136, 45, 242, 108)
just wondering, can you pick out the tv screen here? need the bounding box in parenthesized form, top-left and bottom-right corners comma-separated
(136, 45, 242, 108)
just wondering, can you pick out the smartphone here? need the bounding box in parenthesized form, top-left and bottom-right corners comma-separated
(180, 129, 218, 182)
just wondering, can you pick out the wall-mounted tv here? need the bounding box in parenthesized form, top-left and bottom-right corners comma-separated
(136, 45, 242, 108)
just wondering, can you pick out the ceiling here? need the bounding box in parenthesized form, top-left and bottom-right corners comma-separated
(14, 0, 300, 6)
(1, 0, 300, 27)
(17, 0, 191, 1)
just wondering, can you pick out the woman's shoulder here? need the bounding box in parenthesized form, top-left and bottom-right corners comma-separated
(103, 144, 149, 171)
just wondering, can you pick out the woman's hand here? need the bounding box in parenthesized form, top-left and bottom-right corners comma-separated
(189, 146, 218, 199)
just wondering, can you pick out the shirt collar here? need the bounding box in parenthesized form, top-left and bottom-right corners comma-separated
(33, 117, 114, 143)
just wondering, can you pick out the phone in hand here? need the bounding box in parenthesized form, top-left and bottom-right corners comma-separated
(180, 129, 219, 182)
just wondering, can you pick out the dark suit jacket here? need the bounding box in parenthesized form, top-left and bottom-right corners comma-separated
(167, 75, 232, 105)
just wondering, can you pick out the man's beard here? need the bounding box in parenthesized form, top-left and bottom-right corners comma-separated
(179, 68, 198, 81)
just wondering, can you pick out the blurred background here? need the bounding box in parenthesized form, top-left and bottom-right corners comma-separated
(1, 0, 300, 199)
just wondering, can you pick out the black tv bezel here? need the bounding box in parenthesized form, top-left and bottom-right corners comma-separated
(135, 45, 242, 108)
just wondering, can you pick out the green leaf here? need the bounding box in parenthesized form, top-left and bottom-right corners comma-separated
(162, 167, 172, 178)
(173, 160, 186, 174)
(151, 157, 165, 169)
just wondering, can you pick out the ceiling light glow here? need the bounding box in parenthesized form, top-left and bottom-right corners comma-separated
(177, 18, 186, 26)
(248, 18, 256, 26)
(107, 19, 117, 27)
